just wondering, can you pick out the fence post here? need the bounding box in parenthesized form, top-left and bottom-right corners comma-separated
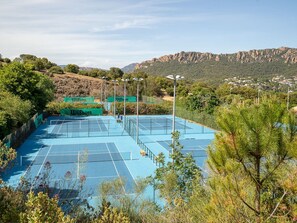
(108, 119, 110, 136)
(67, 122, 69, 138)
(88, 119, 90, 137)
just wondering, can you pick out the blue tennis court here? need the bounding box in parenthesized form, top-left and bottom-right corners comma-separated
(157, 138, 212, 167)
(124, 115, 215, 136)
(2, 114, 216, 206)
(125, 116, 190, 132)
(21, 142, 136, 194)
(137, 117, 191, 130)
(51, 119, 108, 133)
(47, 117, 128, 138)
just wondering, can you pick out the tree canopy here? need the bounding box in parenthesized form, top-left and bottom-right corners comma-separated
(64, 64, 80, 74)
(0, 62, 54, 111)
(201, 100, 297, 222)
(0, 91, 32, 138)
(108, 67, 124, 79)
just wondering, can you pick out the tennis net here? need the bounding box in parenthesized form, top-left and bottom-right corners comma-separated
(50, 119, 105, 126)
(124, 117, 189, 136)
(47, 118, 127, 138)
(20, 151, 134, 166)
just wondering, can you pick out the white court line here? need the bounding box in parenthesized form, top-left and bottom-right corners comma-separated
(138, 122, 150, 130)
(198, 145, 207, 150)
(57, 119, 64, 134)
(29, 145, 52, 190)
(154, 121, 167, 128)
(139, 119, 164, 129)
(22, 145, 46, 177)
(164, 140, 171, 146)
(35, 145, 52, 177)
(96, 118, 102, 132)
(114, 143, 137, 188)
(106, 143, 126, 193)
(49, 120, 63, 134)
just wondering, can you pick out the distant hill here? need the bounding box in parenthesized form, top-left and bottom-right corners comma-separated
(122, 63, 138, 73)
(135, 47, 297, 84)
(51, 73, 123, 100)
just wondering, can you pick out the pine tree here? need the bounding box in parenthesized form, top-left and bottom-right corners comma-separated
(206, 100, 297, 222)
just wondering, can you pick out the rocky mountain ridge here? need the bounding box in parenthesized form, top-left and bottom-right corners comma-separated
(135, 47, 297, 69)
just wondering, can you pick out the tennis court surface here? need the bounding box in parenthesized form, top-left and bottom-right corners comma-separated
(157, 138, 212, 167)
(21, 142, 136, 192)
(47, 117, 128, 138)
(2, 115, 216, 205)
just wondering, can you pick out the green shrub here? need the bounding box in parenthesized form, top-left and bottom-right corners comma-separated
(48, 66, 64, 74)
(46, 101, 104, 115)
(115, 102, 170, 115)
(0, 185, 25, 223)
(0, 111, 12, 139)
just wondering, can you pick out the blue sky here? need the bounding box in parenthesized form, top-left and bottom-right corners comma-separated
(0, 0, 296, 69)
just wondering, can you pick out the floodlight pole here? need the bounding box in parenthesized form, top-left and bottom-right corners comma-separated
(172, 78, 177, 138)
(112, 80, 118, 117)
(133, 77, 143, 144)
(102, 76, 106, 108)
(101, 76, 106, 106)
(122, 78, 129, 127)
(100, 81, 103, 103)
(166, 74, 184, 152)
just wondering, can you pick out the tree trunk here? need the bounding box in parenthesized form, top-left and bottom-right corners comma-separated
(255, 155, 261, 223)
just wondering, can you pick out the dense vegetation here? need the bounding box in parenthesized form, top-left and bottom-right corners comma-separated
(78, 67, 123, 79)
(116, 102, 170, 115)
(0, 62, 55, 138)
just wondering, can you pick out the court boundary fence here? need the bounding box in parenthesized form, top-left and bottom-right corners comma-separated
(47, 119, 128, 138)
(124, 117, 189, 135)
(123, 117, 162, 167)
(176, 107, 218, 130)
(141, 95, 218, 130)
(2, 113, 44, 149)
(123, 116, 212, 136)
(137, 139, 162, 167)
(142, 96, 163, 104)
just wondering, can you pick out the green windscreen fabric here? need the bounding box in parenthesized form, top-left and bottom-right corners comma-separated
(2, 113, 43, 149)
(64, 96, 95, 103)
(107, 96, 136, 102)
(34, 114, 43, 128)
(60, 108, 103, 116)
